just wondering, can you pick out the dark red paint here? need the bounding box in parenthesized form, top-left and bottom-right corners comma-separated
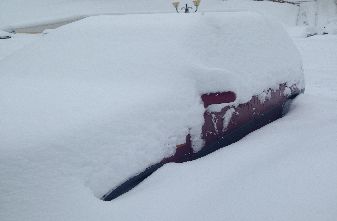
(163, 83, 301, 163)
(201, 91, 236, 108)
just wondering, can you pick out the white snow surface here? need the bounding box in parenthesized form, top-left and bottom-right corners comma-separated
(0, 0, 299, 29)
(0, 30, 12, 37)
(1, 12, 336, 221)
(0, 13, 303, 201)
(0, 33, 38, 60)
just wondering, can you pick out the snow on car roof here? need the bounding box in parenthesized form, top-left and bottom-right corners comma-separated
(0, 12, 303, 198)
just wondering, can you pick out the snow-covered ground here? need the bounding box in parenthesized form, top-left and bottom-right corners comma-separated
(0, 5, 337, 221)
(0, 34, 38, 60)
(0, 0, 298, 30)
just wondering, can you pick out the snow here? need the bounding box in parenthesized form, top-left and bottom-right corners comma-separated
(315, 0, 337, 26)
(111, 91, 337, 221)
(0, 33, 39, 60)
(258, 89, 272, 103)
(0, 6, 336, 221)
(0, 0, 299, 30)
(296, 0, 337, 33)
(0, 30, 12, 37)
(323, 17, 337, 34)
(0, 12, 303, 202)
(114, 33, 337, 221)
(223, 108, 235, 129)
(118, 32, 337, 221)
(220, 0, 299, 26)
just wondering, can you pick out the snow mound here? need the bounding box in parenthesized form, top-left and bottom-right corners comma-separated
(0, 0, 300, 29)
(0, 30, 12, 39)
(0, 12, 303, 202)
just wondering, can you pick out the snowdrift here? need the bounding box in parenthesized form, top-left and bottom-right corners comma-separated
(0, 0, 300, 30)
(0, 12, 303, 208)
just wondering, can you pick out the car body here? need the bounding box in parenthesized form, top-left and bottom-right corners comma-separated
(101, 13, 305, 200)
(0, 12, 304, 201)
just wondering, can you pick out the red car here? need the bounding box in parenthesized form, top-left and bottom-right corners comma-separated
(102, 13, 305, 200)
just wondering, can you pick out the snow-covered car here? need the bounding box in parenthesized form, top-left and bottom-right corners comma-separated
(0, 30, 13, 39)
(0, 12, 304, 202)
(98, 13, 304, 200)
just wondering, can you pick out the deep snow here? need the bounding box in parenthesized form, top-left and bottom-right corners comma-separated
(0, 33, 37, 60)
(0, 12, 303, 202)
(1, 29, 336, 221)
(0, 8, 336, 221)
(104, 32, 337, 221)
(0, 0, 299, 30)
